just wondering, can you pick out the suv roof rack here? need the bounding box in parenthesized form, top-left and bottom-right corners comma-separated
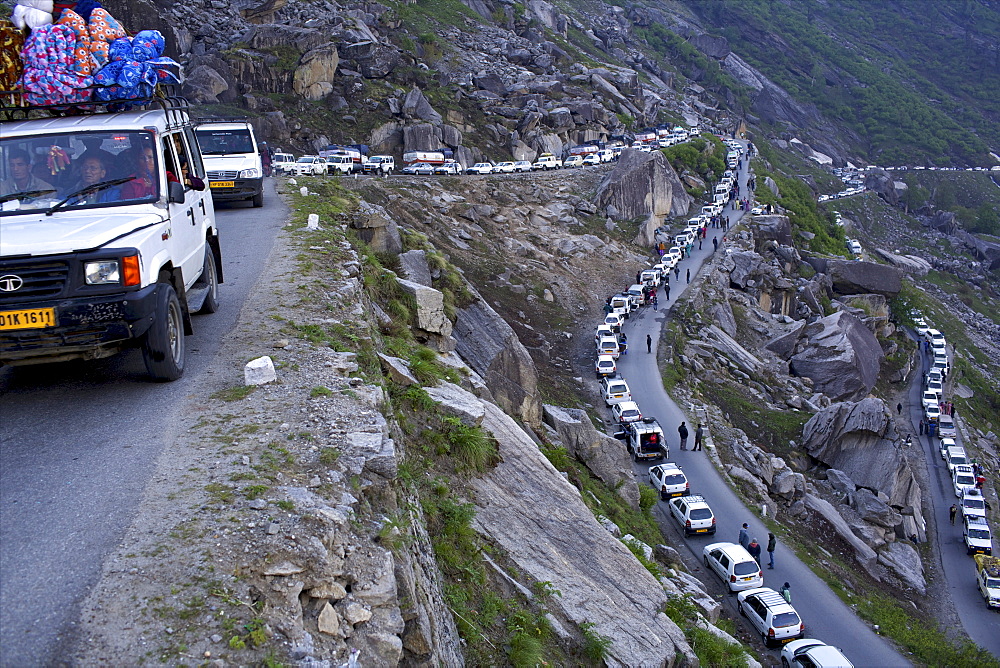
(1, 86, 192, 128)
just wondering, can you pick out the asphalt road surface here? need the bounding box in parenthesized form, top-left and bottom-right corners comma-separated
(0, 181, 287, 666)
(610, 154, 908, 665)
(905, 343, 1000, 655)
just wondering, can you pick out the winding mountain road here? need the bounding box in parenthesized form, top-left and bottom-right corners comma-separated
(610, 154, 908, 665)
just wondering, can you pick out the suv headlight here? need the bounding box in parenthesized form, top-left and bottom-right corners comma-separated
(239, 168, 261, 179)
(84, 260, 120, 285)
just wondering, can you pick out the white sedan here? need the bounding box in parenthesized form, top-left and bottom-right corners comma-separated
(781, 639, 854, 668)
(582, 153, 601, 166)
(494, 162, 516, 173)
(611, 400, 642, 424)
(466, 163, 494, 175)
(750, 206, 765, 215)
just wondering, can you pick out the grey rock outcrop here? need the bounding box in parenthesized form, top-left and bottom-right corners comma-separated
(863, 170, 898, 207)
(751, 215, 794, 248)
(542, 404, 639, 509)
(825, 260, 903, 297)
(401, 87, 443, 123)
(790, 311, 883, 402)
(292, 44, 339, 100)
(792, 494, 878, 576)
(424, 382, 487, 426)
(351, 207, 402, 255)
(471, 401, 694, 665)
(595, 149, 693, 221)
(877, 542, 926, 594)
(395, 279, 453, 338)
(453, 291, 542, 427)
(872, 249, 931, 276)
(765, 320, 807, 360)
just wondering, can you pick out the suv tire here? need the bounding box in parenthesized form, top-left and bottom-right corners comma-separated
(196, 249, 220, 314)
(142, 283, 185, 381)
(252, 191, 264, 208)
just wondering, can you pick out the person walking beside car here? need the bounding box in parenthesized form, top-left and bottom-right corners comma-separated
(767, 533, 776, 569)
(949, 504, 957, 525)
(686, 268, 691, 284)
(780, 582, 791, 603)
(738, 523, 750, 549)
(748, 538, 761, 565)
(694, 423, 704, 450)
(678, 422, 688, 450)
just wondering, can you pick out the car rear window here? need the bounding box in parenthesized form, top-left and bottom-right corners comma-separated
(968, 528, 991, 539)
(956, 475, 975, 486)
(689, 508, 712, 520)
(772, 612, 800, 628)
(964, 499, 986, 510)
(663, 474, 685, 485)
(620, 409, 640, 420)
(733, 560, 758, 575)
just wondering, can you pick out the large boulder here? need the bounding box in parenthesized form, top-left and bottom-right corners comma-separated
(542, 405, 639, 509)
(863, 170, 898, 207)
(790, 311, 883, 402)
(453, 291, 541, 427)
(403, 124, 444, 152)
(595, 149, 693, 221)
(751, 215, 793, 247)
(826, 260, 903, 297)
(401, 88, 442, 123)
(877, 542, 926, 594)
(350, 206, 402, 255)
(793, 494, 878, 576)
(872, 249, 931, 276)
(471, 401, 694, 665)
(338, 40, 399, 78)
(801, 398, 925, 538)
(395, 280, 452, 337)
(292, 44, 339, 101)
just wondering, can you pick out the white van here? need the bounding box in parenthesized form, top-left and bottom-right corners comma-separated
(195, 121, 264, 207)
(946, 445, 968, 473)
(326, 154, 355, 175)
(272, 152, 295, 175)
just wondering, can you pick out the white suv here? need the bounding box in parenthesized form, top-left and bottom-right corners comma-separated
(601, 377, 631, 407)
(961, 488, 988, 520)
(964, 516, 993, 556)
(1, 98, 221, 381)
(648, 462, 688, 499)
(780, 639, 853, 667)
(292, 155, 327, 176)
(668, 495, 715, 535)
(703, 542, 764, 592)
(737, 587, 805, 646)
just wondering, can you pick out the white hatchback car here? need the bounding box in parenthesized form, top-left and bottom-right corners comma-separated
(648, 463, 688, 499)
(612, 400, 642, 425)
(494, 162, 516, 173)
(737, 587, 804, 646)
(601, 377, 631, 407)
(703, 542, 763, 592)
(563, 154, 584, 168)
(582, 153, 601, 166)
(466, 163, 494, 175)
(595, 355, 617, 378)
(669, 495, 716, 535)
(780, 638, 853, 667)
(512, 160, 533, 172)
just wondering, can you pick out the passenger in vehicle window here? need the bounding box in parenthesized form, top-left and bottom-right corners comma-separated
(1, 148, 54, 198)
(65, 151, 121, 205)
(120, 144, 159, 200)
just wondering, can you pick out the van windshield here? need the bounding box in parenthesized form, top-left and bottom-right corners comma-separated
(196, 129, 254, 155)
(1, 130, 158, 216)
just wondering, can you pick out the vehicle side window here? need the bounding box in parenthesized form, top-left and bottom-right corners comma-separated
(170, 133, 195, 190)
(719, 555, 730, 569)
(162, 136, 179, 182)
(183, 127, 206, 179)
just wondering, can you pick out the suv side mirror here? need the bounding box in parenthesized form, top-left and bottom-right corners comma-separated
(168, 180, 186, 204)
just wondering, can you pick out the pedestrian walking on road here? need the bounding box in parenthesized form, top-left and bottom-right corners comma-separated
(896, 402, 903, 415)
(694, 423, 704, 450)
(674, 266, 680, 280)
(748, 539, 761, 565)
(678, 421, 689, 450)
(698, 237, 703, 250)
(780, 582, 792, 603)
(738, 523, 750, 549)
(949, 504, 957, 525)
(767, 533, 776, 569)
(665, 284, 670, 300)
(646, 334, 652, 353)
(713, 236, 718, 252)
(686, 268, 691, 284)
(919, 419, 924, 435)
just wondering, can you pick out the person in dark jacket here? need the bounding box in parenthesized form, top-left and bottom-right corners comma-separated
(767, 533, 776, 569)
(693, 423, 704, 451)
(738, 523, 750, 549)
(748, 538, 761, 565)
(678, 421, 688, 450)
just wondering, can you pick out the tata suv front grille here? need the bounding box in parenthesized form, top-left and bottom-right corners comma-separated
(0, 260, 69, 303)
(208, 170, 239, 179)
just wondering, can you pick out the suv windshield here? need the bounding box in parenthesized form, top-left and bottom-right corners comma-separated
(1, 130, 157, 215)
(195, 129, 254, 155)
(964, 499, 986, 510)
(968, 528, 990, 539)
(733, 560, 758, 575)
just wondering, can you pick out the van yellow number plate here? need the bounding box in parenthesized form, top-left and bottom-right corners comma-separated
(210, 181, 235, 188)
(0, 307, 55, 330)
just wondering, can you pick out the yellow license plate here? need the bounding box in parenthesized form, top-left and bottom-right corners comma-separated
(210, 181, 235, 188)
(0, 307, 55, 330)
(695, 528, 708, 533)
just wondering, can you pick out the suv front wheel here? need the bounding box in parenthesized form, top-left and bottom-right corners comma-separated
(142, 283, 185, 381)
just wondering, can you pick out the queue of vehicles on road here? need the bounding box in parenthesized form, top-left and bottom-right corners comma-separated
(586, 140, 858, 663)
(912, 314, 1000, 609)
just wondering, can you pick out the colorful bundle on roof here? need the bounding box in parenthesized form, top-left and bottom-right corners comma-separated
(4, 0, 181, 109)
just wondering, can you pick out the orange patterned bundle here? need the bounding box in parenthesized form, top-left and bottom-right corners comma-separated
(1, 19, 25, 103)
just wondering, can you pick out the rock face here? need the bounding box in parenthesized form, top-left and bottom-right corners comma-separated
(825, 260, 903, 297)
(350, 206, 402, 255)
(395, 279, 453, 338)
(292, 44, 339, 100)
(471, 400, 693, 665)
(802, 399, 925, 538)
(542, 404, 640, 509)
(790, 311, 883, 402)
(453, 291, 542, 427)
(751, 215, 793, 247)
(595, 148, 693, 221)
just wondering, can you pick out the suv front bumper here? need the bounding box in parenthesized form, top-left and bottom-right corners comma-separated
(208, 176, 263, 201)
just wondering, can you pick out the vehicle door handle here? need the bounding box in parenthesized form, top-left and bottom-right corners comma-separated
(187, 208, 195, 225)
(199, 200, 206, 215)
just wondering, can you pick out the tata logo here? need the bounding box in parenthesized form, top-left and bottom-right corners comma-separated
(0, 274, 24, 292)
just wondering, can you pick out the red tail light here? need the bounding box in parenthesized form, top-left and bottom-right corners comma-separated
(768, 628, 775, 638)
(800, 623, 805, 631)
(730, 575, 736, 582)
(758, 570, 763, 578)
(685, 482, 690, 490)
(711, 517, 716, 525)
(685, 520, 691, 527)
(661, 485, 666, 492)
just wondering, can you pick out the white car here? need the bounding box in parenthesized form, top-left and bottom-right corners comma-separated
(466, 163, 494, 175)
(780, 639, 853, 668)
(925, 329, 946, 347)
(594, 324, 615, 343)
(938, 437, 957, 460)
(921, 391, 940, 411)
(532, 154, 562, 170)
(434, 161, 462, 175)
(924, 404, 941, 422)
(493, 161, 516, 173)
(595, 354, 617, 378)
(737, 587, 804, 647)
(926, 379, 943, 396)
(563, 154, 585, 168)
(913, 317, 930, 337)
(601, 377, 631, 407)
(963, 516, 993, 556)
(847, 239, 862, 255)
(612, 400, 642, 425)
(669, 495, 715, 534)
(648, 463, 688, 499)
(401, 162, 435, 175)
(954, 465, 977, 497)
(703, 542, 763, 592)
(961, 488, 988, 520)
(582, 153, 601, 166)
(931, 355, 950, 378)
(750, 206, 766, 215)
(926, 368, 943, 387)
(512, 160, 533, 172)
(667, 247, 683, 264)
(603, 313, 623, 333)
(597, 335, 620, 359)
(292, 155, 327, 176)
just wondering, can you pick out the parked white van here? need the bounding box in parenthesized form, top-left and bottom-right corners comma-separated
(195, 120, 264, 207)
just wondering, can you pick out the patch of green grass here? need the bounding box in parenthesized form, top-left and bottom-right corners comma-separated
(211, 386, 256, 402)
(243, 484, 269, 500)
(274, 500, 294, 511)
(664, 594, 751, 666)
(702, 382, 808, 457)
(204, 483, 235, 505)
(579, 621, 613, 661)
(309, 386, 333, 398)
(318, 447, 340, 466)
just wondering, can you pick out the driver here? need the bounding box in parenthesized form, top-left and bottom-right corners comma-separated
(1, 148, 54, 197)
(64, 151, 120, 205)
